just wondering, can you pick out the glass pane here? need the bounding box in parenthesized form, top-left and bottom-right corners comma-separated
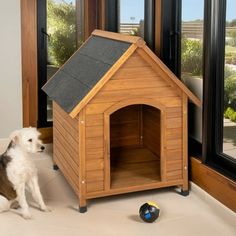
(46, 0, 83, 122)
(118, 0, 144, 37)
(223, 0, 236, 159)
(181, 0, 204, 81)
(181, 0, 204, 143)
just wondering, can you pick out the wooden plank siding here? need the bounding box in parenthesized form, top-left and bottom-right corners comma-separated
(85, 52, 184, 191)
(47, 31, 202, 207)
(53, 102, 80, 196)
(165, 106, 183, 181)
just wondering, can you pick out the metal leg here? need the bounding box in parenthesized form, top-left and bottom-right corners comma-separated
(53, 164, 59, 170)
(79, 205, 87, 213)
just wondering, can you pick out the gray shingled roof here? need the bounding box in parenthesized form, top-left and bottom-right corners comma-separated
(42, 35, 131, 113)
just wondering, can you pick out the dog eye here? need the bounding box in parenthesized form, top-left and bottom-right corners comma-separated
(28, 139, 32, 142)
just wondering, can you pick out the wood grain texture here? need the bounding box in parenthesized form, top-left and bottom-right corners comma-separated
(110, 147, 161, 189)
(143, 105, 161, 157)
(191, 157, 236, 212)
(155, 0, 162, 56)
(21, 0, 38, 127)
(182, 95, 188, 190)
(38, 127, 53, 144)
(137, 46, 202, 107)
(92, 29, 142, 44)
(50, 31, 195, 204)
(78, 108, 87, 206)
(84, 0, 99, 39)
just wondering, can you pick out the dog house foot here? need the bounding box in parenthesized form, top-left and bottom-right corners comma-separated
(53, 164, 59, 171)
(180, 189, 189, 196)
(79, 206, 87, 213)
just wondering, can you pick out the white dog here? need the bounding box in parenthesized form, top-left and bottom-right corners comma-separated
(0, 127, 50, 219)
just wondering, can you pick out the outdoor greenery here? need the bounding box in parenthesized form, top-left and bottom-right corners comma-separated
(224, 107, 236, 122)
(181, 37, 203, 76)
(224, 66, 236, 110)
(181, 19, 236, 122)
(47, 0, 81, 67)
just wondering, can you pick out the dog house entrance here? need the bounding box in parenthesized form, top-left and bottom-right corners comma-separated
(110, 104, 161, 189)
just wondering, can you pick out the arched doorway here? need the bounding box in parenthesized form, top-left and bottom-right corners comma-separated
(108, 104, 162, 189)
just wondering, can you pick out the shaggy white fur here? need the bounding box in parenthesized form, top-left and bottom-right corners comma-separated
(0, 127, 50, 219)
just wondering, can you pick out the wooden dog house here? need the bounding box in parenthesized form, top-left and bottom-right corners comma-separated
(43, 30, 201, 212)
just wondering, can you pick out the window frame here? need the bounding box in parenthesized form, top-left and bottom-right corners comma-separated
(161, 0, 236, 180)
(202, 0, 236, 180)
(160, 0, 181, 77)
(37, 0, 50, 128)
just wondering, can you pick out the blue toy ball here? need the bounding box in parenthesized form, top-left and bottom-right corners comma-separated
(139, 202, 160, 223)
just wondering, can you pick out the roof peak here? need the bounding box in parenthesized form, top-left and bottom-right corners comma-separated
(92, 29, 145, 46)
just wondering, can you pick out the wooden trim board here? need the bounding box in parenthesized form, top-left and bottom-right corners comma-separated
(38, 127, 53, 144)
(191, 157, 236, 212)
(92, 29, 142, 44)
(21, 0, 38, 127)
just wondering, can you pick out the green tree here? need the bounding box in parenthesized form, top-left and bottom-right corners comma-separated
(47, 0, 80, 67)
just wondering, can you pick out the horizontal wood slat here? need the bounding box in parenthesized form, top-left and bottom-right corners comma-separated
(112, 66, 157, 79)
(86, 159, 104, 171)
(86, 170, 104, 182)
(53, 128, 78, 160)
(166, 149, 182, 161)
(86, 126, 103, 138)
(54, 117, 78, 152)
(86, 114, 103, 126)
(86, 181, 104, 193)
(86, 103, 114, 115)
(122, 52, 149, 67)
(103, 77, 168, 90)
(92, 87, 178, 103)
(54, 102, 78, 128)
(54, 154, 80, 197)
(54, 140, 79, 176)
(86, 137, 104, 149)
(86, 148, 104, 159)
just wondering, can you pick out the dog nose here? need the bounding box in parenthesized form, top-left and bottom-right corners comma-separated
(41, 146, 45, 151)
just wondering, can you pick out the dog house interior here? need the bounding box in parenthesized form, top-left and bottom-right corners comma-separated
(110, 104, 161, 189)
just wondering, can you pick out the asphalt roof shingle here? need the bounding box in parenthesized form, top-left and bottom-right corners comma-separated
(42, 35, 131, 113)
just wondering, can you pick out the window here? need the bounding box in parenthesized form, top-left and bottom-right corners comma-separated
(181, 0, 204, 81)
(118, 0, 145, 37)
(105, 0, 155, 50)
(223, 0, 236, 159)
(37, 0, 84, 127)
(162, 0, 235, 178)
(181, 0, 204, 145)
(203, 0, 236, 179)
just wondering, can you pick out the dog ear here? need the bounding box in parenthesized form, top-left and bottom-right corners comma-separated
(10, 130, 20, 144)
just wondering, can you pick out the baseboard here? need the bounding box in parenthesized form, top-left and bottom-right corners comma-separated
(190, 157, 236, 212)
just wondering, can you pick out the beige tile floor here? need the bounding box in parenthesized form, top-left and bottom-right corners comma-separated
(0, 142, 235, 236)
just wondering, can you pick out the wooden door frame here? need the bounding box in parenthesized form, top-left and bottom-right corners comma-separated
(21, 0, 38, 128)
(103, 98, 166, 191)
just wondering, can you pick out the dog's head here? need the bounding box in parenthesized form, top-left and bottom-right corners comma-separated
(10, 127, 45, 153)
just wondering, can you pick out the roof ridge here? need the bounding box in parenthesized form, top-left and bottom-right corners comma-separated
(92, 29, 142, 44)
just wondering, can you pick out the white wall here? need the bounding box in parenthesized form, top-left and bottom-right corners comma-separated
(0, 0, 22, 139)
